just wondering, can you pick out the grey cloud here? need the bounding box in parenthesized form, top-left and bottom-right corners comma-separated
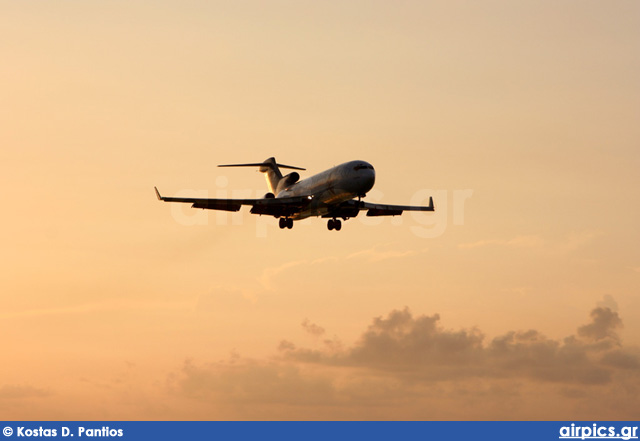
(600, 349, 640, 370)
(0, 385, 50, 399)
(488, 331, 611, 384)
(347, 308, 485, 376)
(282, 305, 637, 386)
(577, 307, 622, 342)
(177, 359, 336, 407)
(278, 340, 296, 352)
(171, 304, 640, 420)
(301, 319, 325, 337)
(286, 308, 484, 371)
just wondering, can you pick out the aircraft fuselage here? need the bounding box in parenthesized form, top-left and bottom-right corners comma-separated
(277, 160, 375, 219)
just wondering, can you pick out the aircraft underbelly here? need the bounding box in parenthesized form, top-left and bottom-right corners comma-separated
(293, 187, 355, 220)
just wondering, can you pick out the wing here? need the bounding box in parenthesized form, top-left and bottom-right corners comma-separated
(325, 196, 434, 218)
(154, 187, 311, 217)
(361, 196, 434, 216)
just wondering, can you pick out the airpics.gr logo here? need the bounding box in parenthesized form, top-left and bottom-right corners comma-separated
(559, 423, 638, 440)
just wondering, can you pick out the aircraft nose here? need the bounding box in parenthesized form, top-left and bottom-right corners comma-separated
(363, 167, 375, 192)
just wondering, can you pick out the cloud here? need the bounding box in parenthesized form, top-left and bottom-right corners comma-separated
(0, 385, 50, 400)
(458, 231, 600, 254)
(175, 359, 337, 407)
(259, 258, 334, 291)
(487, 331, 611, 385)
(259, 244, 428, 290)
(337, 308, 485, 378)
(282, 306, 631, 386)
(171, 302, 640, 419)
(345, 245, 429, 263)
(301, 319, 325, 337)
(458, 235, 544, 249)
(0, 300, 191, 320)
(577, 307, 623, 343)
(600, 350, 640, 370)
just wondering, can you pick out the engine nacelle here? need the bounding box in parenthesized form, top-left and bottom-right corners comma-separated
(264, 192, 275, 199)
(276, 172, 300, 193)
(283, 172, 300, 185)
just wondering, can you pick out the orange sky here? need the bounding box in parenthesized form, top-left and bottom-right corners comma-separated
(1, 1, 639, 420)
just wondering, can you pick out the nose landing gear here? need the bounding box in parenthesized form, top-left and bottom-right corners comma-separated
(327, 218, 342, 231)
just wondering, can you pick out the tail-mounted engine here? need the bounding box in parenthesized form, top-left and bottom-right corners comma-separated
(276, 172, 300, 193)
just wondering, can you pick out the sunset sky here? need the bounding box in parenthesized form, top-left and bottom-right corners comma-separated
(1, 1, 639, 420)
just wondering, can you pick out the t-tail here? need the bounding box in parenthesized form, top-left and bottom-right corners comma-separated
(218, 157, 305, 195)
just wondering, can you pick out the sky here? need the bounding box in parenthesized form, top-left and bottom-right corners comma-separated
(1, 0, 639, 420)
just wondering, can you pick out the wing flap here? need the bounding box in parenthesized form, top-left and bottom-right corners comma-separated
(363, 196, 434, 216)
(192, 200, 242, 212)
(366, 207, 403, 216)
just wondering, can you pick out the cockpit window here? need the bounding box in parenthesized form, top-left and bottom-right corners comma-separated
(354, 164, 373, 171)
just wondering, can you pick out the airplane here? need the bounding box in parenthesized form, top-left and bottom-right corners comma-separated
(154, 157, 434, 231)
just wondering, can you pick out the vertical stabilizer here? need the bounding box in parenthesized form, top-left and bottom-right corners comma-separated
(259, 157, 283, 194)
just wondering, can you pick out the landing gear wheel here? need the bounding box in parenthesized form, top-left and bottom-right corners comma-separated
(327, 218, 341, 231)
(286, 218, 293, 229)
(279, 218, 286, 229)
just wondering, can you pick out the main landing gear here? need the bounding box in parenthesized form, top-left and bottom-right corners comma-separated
(279, 217, 293, 229)
(327, 218, 342, 231)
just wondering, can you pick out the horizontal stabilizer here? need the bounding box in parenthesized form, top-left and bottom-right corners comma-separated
(218, 162, 305, 171)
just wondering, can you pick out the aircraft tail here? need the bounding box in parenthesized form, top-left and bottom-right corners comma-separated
(218, 157, 305, 194)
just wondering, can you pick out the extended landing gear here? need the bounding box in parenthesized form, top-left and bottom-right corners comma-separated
(327, 218, 342, 231)
(279, 217, 293, 229)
